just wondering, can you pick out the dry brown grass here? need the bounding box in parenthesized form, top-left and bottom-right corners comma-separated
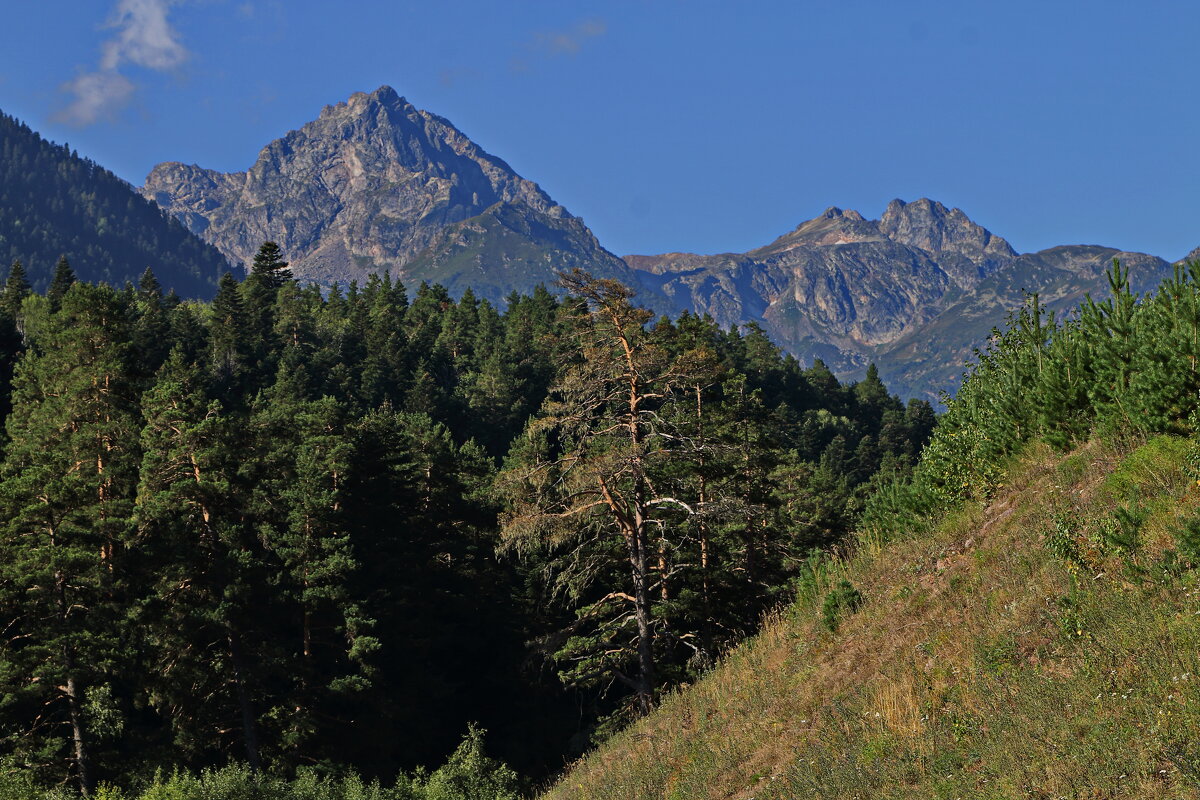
(542, 436, 1200, 800)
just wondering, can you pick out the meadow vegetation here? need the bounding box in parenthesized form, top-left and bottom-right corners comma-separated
(544, 261, 1200, 798)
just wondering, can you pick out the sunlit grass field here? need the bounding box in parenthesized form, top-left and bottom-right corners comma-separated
(545, 436, 1200, 799)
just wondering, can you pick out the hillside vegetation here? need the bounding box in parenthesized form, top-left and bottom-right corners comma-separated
(0, 112, 227, 297)
(545, 436, 1200, 799)
(0, 251, 931, 797)
(545, 261, 1200, 799)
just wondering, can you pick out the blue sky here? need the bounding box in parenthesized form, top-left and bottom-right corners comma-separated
(2, 1, 1198, 259)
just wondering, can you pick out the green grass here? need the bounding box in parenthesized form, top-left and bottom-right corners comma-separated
(542, 437, 1200, 799)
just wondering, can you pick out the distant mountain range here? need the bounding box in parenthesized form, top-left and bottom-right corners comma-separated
(627, 200, 1172, 401)
(0, 111, 228, 296)
(1, 85, 1177, 403)
(141, 87, 1181, 402)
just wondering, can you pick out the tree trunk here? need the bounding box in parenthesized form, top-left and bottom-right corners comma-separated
(695, 384, 712, 651)
(64, 670, 93, 797)
(225, 627, 262, 773)
(627, 523, 656, 716)
(657, 538, 670, 601)
(54, 520, 93, 797)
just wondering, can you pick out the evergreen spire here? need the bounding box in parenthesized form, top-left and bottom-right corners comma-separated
(139, 267, 163, 299)
(1, 260, 31, 318)
(209, 272, 251, 394)
(47, 255, 76, 312)
(250, 241, 291, 289)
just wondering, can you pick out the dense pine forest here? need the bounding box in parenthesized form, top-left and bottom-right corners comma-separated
(0, 113, 227, 297)
(0, 245, 932, 797)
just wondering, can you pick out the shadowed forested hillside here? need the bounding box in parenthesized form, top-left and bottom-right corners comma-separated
(0, 111, 229, 298)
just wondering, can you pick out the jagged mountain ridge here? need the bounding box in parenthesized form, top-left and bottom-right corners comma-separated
(143, 86, 641, 300)
(626, 198, 1173, 403)
(140, 87, 1180, 402)
(628, 199, 1016, 367)
(874, 244, 1171, 400)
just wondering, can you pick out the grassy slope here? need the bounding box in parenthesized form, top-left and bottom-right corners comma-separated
(543, 436, 1200, 799)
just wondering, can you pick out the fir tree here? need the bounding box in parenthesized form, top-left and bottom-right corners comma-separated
(249, 241, 291, 289)
(208, 273, 252, 400)
(0, 283, 138, 794)
(131, 267, 171, 376)
(1, 260, 30, 319)
(46, 255, 76, 312)
(243, 241, 292, 359)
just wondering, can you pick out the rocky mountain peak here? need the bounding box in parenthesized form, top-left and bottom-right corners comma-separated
(756, 206, 883, 253)
(142, 87, 588, 290)
(323, 85, 407, 118)
(1178, 244, 1200, 265)
(818, 206, 865, 221)
(880, 197, 1016, 265)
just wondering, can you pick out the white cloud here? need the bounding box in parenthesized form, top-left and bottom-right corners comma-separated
(57, 0, 188, 126)
(101, 0, 188, 70)
(57, 71, 136, 126)
(537, 19, 608, 56)
(513, 18, 607, 73)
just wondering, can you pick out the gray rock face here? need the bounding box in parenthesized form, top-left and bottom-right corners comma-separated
(142, 86, 632, 299)
(879, 198, 1015, 287)
(627, 200, 1001, 363)
(874, 245, 1171, 402)
(625, 201, 1174, 403)
(141, 85, 1178, 402)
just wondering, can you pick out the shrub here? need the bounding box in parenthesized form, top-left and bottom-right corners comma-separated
(821, 580, 863, 632)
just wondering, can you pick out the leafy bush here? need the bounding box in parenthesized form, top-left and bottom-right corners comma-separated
(418, 725, 522, 800)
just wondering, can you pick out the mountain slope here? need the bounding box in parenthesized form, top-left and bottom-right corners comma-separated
(542, 436, 1200, 799)
(626, 200, 1173, 404)
(400, 201, 647, 304)
(871, 245, 1171, 400)
(142, 86, 637, 302)
(0, 111, 228, 296)
(632, 205, 958, 366)
(140, 84, 1178, 402)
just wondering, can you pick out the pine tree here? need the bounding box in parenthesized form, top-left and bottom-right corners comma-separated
(357, 273, 408, 409)
(1082, 262, 1138, 433)
(134, 348, 264, 771)
(0, 283, 138, 794)
(243, 382, 378, 762)
(496, 270, 693, 715)
(1125, 261, 1200, 434)
(0, 261, 29, 423)
(46, 255, 76, 313)
(343, 409, 510, 771)
(1, 260, 30, 319)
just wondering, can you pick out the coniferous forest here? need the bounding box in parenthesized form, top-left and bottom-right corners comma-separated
(865, 260, 1200, 530)
(0, 244, 933, 796)
(0, 112, 226, 297)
